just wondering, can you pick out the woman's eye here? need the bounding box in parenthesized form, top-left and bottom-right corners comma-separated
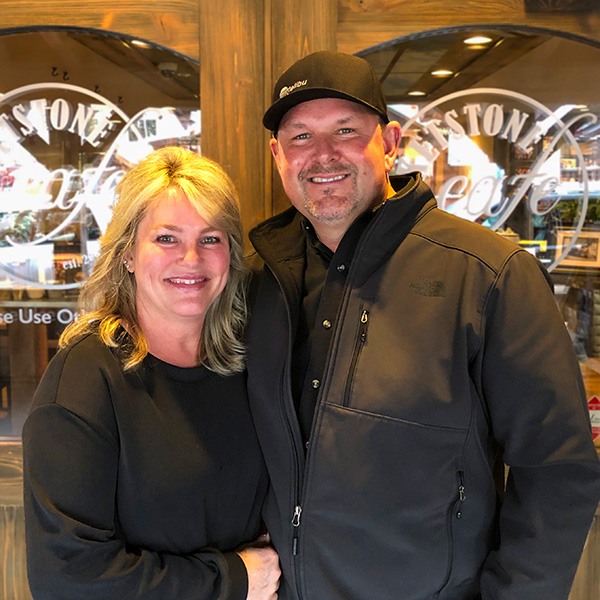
(338, 128, 354, 134)
(293, 133, 310, 140)
(156, 234, 176, 243)
(201, 235, 221, 244)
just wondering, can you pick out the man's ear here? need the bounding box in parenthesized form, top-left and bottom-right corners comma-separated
(270, 137, 283, 172)
(382, 121, 402, 173)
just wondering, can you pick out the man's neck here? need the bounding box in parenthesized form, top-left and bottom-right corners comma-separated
(311, 222, 349, 253)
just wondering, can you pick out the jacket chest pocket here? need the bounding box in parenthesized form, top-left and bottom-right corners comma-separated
(341, 299, 372, 407)
(328, 300, 474, 431)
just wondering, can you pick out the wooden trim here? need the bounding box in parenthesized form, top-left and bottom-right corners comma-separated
(336, 0, 600, 55)
(0, 0, 199, 60)
(524, 0, 596, 11)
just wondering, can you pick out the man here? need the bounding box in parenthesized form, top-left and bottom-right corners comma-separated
(246, 50, 600, 600)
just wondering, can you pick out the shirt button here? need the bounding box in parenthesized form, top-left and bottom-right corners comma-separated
(337, 263, 346, 272)
(322, 319, 332, 329)
(312, 379, 320, 389)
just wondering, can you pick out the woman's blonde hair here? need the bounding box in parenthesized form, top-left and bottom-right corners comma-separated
(60, 146, 247, 374)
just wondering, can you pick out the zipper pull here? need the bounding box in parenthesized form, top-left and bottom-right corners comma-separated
(360, 310, 369, 342)
(292, 504, 302, 527)
(292, 505, 302, 556)
(457, 472, 466, 519)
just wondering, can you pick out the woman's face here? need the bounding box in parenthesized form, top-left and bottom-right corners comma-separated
(127, 188, 230, 330)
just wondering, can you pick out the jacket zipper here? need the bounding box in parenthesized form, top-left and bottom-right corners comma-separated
(342, 303, 371, 406)
(254, 182, 429, 598)
(289, 302, 371, 591)
(262, 212, 385, 594)
(457, 470, 466, 519)
(266, 264, 305, 594)
(291, 504, 302, 555)
(440, 470, 466, 594)
(283, 365, 302, 560)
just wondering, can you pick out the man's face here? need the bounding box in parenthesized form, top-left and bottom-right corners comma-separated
(271, 98, 400, 234)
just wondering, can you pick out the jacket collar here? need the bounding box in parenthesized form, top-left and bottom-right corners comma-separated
(249, 172, 436, 277)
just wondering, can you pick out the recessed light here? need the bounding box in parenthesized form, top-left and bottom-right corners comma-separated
(431, 69, 453, 76)
(408, 91, 426, 96)
(464, 36, 492, 45)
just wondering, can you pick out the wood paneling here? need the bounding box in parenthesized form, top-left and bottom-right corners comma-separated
(270, 0, 338, 80)
(198, 0, 269, 234)
(0, 0, 199, 60)
(337, 0, 600, 55)
(0, 505, 30, 600)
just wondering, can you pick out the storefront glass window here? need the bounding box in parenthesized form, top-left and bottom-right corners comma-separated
(361, 28, 600, 440)
(0, 28, 200, 441)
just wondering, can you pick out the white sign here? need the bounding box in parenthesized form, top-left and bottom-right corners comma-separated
(394, 88, 597, 271)
(0, 83, 163, 289)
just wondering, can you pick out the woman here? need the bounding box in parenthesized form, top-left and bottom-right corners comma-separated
(22, 147, 280, 600)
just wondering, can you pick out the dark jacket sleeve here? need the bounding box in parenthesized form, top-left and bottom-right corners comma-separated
(478, 251, 600, 599)
(22, 347, 248, 600)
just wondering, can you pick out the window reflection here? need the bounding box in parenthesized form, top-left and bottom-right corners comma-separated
(0, 28, 200, 439)
(361, 28, 600, 368)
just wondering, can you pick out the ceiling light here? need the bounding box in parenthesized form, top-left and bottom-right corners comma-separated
(464, 36, 492, 45)
(431, 69, 453, 76)
(408, 91, 426, 96)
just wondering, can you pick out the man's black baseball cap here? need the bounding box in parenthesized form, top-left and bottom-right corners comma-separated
(263, 51, 389, 132)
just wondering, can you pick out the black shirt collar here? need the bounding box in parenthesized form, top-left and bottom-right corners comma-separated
(299, 208, 378, 263)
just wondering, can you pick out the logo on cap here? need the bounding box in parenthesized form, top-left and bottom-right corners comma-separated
(279, 80, 307, 99)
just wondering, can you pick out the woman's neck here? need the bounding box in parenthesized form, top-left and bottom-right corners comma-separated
(145, 330, 202, 368)
(136, 308, 204, 368)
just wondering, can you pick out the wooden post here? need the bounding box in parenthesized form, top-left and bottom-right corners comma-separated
(198, 0, 269, 235)
(198, 0, 337, 233)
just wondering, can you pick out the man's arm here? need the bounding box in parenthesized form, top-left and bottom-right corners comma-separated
(479, 251, 600, 600)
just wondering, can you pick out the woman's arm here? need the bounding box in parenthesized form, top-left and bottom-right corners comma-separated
(23, 400, 252, 600)
(23, 342, 279, 600)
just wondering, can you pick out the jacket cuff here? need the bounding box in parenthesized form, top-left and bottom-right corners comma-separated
(223, 551, 248, 600)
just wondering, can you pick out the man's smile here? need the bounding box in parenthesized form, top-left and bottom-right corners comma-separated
(308, 173, 349, 184)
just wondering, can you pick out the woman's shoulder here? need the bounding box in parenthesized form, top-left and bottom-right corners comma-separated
(52, 331, 119, 377)
(29, 332, 124, 427)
